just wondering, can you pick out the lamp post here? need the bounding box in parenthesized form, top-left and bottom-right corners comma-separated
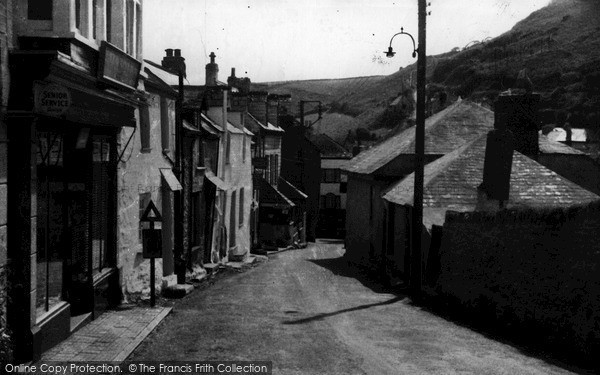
(386, 0, 427, 296)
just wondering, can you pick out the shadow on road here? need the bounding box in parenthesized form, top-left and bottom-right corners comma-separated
(307, 256, 408, 296)
(303, 255, 597, 374)
(282, 296, 404, 325)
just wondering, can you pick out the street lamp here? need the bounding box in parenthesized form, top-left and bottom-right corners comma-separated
(386, 27, 418, 58)
(385, 0, 427, 296)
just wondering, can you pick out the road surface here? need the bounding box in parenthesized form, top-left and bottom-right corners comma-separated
(129, 240, 588, 375)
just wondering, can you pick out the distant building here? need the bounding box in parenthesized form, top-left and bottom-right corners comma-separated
(246, 92, 306, 249)
(280, 118, 322, 242)
(342, 99, 493, 277)
(307, 134, 352, 239)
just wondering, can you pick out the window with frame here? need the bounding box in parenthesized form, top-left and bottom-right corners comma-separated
(75, 0, 82, 30)
(92, 0, 98, 39)
(229, 190, 236, 247)
(239, 188, 244, 227)
(321, 193, 341, 209)
(106, 0, 112, 43)
(322, 169, 341, 183)
(126, 0, 134, 55)
(28, 0, 53, 20)
(160, 97, 170, 152)
(140, 105, 151, 151)
(225, 133, 231, 164)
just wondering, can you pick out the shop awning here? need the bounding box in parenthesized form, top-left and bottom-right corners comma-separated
(160, 169, 182, 191)
(205, 170, 229, 191)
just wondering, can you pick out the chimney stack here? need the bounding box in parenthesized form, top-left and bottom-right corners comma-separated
(480, 128, 515, 203)
(161, 48, 186, 77)
(206, 52, 219, 86)
(494, 70, 540, 158)
(248, 91, 268, 125)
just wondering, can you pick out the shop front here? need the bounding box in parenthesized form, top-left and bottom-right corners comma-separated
(7, 51, 138, 362)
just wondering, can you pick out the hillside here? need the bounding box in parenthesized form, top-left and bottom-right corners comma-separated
(430, 0, 600, 127)
(253, 0, 600, 143)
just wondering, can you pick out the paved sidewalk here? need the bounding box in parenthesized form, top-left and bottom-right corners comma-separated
(39, 305, 172, 362)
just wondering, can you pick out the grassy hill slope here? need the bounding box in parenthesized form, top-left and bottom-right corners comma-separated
(253, 0, 600, 142)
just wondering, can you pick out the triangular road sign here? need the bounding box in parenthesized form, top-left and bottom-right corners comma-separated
(141, 199, 162, 222)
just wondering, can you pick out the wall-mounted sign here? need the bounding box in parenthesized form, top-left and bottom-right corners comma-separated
(98, 41, 142, 91)
(32, 81, 136, 128)
(34, 83, 71, 116)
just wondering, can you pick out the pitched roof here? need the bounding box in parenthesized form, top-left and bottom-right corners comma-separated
(383, 134, 600, 212)
(144, 60, 179, 87)
(246, 113, 284, 133)
(307, 133, 352, 159)
(254, 175, 294, 208)
(277, 177, 308, 202)
(344, 99, 494, 175)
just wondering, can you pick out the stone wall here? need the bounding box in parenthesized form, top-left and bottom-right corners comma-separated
(434, 202, 600, 360)
(117, 92, 176, 299)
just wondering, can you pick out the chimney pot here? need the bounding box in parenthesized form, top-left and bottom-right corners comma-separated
(174, 49, 181, 57)
(206, 52, 219, 86)
(231, 67, 236, 77)
(165, 48, 173, 57)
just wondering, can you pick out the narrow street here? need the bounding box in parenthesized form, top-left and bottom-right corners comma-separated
(129, 241, 584, 375)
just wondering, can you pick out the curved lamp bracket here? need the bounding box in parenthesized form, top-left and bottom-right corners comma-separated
(386, 27, 418, 58)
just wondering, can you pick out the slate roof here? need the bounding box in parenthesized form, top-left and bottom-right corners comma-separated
(144, 60, 179, 86)
(344, 99, 494, 175)
(277, 177, 308, 202)
(246, 113, 284, 133)
(383, 134, 600, 212)
(205, 114, 250, 135)
(308, 133, 352, 159)
(254, 175, 294, 208)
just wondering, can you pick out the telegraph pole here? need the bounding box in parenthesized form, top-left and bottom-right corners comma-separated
(411, 0, 427, 296)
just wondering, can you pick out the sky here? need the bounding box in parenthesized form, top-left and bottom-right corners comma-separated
(143, 0, 551, 84)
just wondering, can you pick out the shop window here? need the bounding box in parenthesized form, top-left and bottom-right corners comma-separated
(91, 137, 112, 274)
(36, 132, 65, 318)
(239, 188, 244, 227)
(229, 190, 236, 247)
(28, 0, 53, 20)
